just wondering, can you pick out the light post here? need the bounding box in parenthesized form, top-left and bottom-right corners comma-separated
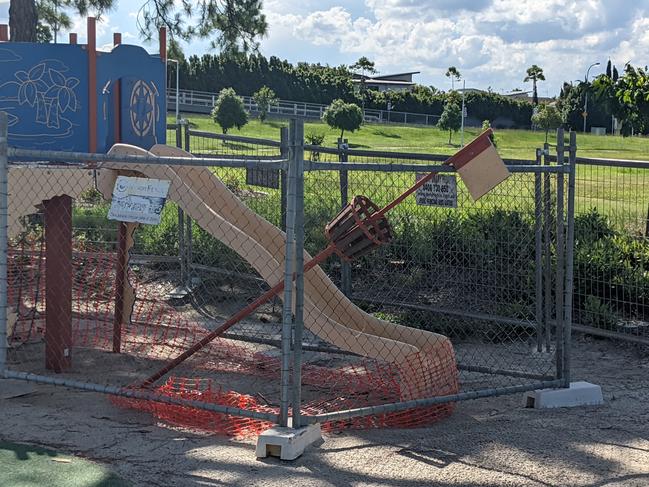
(166, 59, 180, 122)
(583, 62, 600, 133)
(460, 79, 466, 147)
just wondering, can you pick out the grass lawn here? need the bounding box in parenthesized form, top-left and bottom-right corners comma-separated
(0, 441, 129, 487)
(169, 113, 649, 161)
(166, 114, 649, 233)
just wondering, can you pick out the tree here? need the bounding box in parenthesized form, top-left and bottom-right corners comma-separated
(9, 0, 266, 54)
(350, 56, 376, 109)
(211, 87, 248, 134)
(252, 86, 278, 122)
(9, 0, 114, 42)
(137, 0, 267, 54)
(322, 99, 363, 139)
(531, 104, 563, 142)
(524, 65, 545, 105)
(437, 99, 462, 144)
(9, 0, 38, 41)
(445, 66, 461, 90)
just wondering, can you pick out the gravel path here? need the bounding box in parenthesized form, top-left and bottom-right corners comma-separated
(1, 337, 648, 487)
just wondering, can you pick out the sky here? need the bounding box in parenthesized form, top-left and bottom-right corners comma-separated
(1, 0, 648, 97)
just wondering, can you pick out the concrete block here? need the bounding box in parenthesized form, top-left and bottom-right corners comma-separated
(524, 381, 603, 409)
(256, 424, 322, 461)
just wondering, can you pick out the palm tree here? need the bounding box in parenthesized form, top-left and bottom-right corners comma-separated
(524, 65, 545, 105)
(445, 66, 461, 90)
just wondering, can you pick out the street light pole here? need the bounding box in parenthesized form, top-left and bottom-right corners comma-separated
(583, 62, 600, 133)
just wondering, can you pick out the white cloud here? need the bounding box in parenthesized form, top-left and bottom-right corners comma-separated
(264, 0, 649, 94)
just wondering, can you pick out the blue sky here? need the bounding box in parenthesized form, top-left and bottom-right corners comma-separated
(1, 0, 648, 96)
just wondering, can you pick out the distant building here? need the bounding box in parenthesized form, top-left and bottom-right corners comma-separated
(352, 71, 419, 92)
(503, 90, 554, 104)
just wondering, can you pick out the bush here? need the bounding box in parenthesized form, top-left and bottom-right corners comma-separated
(437, 100, 461, 144)
(211, 87, 248, 134)
(252, 85, 278, 122)
(322, 99, 363, 139)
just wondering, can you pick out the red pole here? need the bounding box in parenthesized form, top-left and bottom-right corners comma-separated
(69, 33, 77, 44)
(113, 32, 121, 46)
(140, 244, 336, 387)
(141, 129, 495, 387)
(87, 17, 97, 153)
(113, 222, 129, 353)
(159, 27, 167, 62)
(44, 196, 73, 372)
(0, 25, 8, 41)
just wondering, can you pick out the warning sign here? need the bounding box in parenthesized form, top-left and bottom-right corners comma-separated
(108, 176, 171, 225)
(415, 173, 458, 208)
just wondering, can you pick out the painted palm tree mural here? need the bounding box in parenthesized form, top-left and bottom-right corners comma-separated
(0, 47, 85, 148)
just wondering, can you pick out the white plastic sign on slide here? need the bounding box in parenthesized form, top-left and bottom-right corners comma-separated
(415, 173, 457, 208)
(108, 176, 171, 225)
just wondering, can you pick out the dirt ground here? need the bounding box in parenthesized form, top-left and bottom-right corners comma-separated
(1, 336, 648, 487)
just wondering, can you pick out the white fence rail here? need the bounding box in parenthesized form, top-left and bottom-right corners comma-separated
(168, 89, 441, 126)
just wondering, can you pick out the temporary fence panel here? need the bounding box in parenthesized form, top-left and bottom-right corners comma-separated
(1, 114, 576, 441)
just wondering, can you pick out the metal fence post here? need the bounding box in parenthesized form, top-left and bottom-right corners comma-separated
(291, 119, 305, 428)
(280, 127, 288, 231)
(0, 112, 8, 378)
(555, 129, 565, 381)
(562, 131, 577, 386)
(182, 119, 193, 285)
(338, 138, 352, 297)
(534, 148, 543, 352)
(542, 142, 552, 352)
(279, 119, 298, 427)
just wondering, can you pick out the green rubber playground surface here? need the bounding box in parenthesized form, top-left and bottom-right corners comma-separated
(0, 441, 130, 487)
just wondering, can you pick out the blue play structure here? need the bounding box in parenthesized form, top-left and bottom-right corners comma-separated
(0, 19, 166, 153)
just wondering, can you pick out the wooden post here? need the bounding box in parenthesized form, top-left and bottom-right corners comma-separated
(113, 222, 128, 353)
(0, 25, 8, 41)
(69, 33, 77, 44)
(44, 196, 73, 372)
(87, 17, 97, 153)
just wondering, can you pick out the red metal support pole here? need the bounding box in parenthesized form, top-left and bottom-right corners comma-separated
(113, 32, 121, 46)
(87, 17, 97, 153)
(113, 222, 129, 353)
(44, 196, 73, 372)
(69, 33, 77, 44)
(0, 25, 8, 41)
(159, 27, 167, 62)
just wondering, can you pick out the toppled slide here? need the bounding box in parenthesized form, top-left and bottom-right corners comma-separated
(101, 143, 459, 402)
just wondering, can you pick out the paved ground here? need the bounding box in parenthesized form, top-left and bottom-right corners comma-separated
(1, 337, 648, 487)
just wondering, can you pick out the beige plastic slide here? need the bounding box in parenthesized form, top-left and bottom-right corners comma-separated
(7, 145, 457, 398)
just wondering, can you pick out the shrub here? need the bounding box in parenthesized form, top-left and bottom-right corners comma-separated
(252, 85, 278, 122)
(211, 87, 248, 134)
(322, 99, 363, 139)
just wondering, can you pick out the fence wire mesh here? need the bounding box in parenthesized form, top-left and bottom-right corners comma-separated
(1, 117, 574, 441)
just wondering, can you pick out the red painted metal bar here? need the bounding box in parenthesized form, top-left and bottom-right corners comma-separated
(87, 17, 97, 153)
(113, 222, 128, 353)
(142, 130, 494, 387)
(159, 27, 167, 62)
(44, 196, 73, 372)
(69, 33, 77, 44)
(140, 244, 336, 387)
(375, 129, 492, 218)
(0, 24, 8, 41)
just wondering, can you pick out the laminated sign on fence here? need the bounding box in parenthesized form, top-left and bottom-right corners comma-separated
(415, 173, 458, 208)
(108, 176, 171, 225)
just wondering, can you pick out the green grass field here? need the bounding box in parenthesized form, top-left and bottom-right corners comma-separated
(166, 114, 649, 232)
(169, 114, 649, 161)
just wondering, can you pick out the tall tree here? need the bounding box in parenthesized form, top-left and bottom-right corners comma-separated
(137, 0, 267, 54)
(445, 66, 461, 90)
(9, 0, 267, 55)
(9, 0, 38, 41)
(524, 65, 545, 105)
(350, 56, 376, 109)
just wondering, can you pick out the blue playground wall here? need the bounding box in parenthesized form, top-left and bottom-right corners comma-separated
(0, 41, 165, 153)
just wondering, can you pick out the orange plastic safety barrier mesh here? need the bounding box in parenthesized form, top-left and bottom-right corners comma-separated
(8, 240, 459, 439)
